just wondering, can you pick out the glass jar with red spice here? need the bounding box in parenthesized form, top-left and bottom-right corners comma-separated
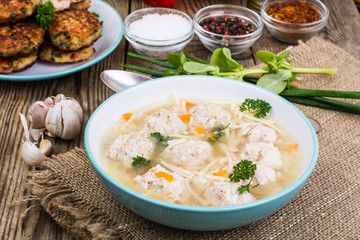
(260, 0, 329, 43)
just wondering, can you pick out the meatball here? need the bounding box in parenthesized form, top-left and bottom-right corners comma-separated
(0, 0, 40, 24)
(108, 131, 154, 168)
(253, 164, 277, 185)
(189, 103, 230, 129)
(204, 183, 256, 206)
(170, 139, 212, 170)
(135, 164, 188, 201)
(39, 42, 95, 63)
(247, 123, 277, 143)
(0, 22, 45, 58)
(48, 9, 101, 51)
(239, 142, 283, 170)
(0, 53, 37, 74)
(144, 112, 187, 136)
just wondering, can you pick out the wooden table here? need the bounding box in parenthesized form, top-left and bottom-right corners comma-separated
(0, 0, 359, 239)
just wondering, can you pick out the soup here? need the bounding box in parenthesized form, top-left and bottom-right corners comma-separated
(101, 94, 302, 207)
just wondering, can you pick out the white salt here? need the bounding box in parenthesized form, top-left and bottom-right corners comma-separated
(129, 13, 191, 41)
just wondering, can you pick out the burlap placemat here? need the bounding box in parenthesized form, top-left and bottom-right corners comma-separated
(27, 37, 360, 239)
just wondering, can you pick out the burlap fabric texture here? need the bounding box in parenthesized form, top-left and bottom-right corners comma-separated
(27, 37, 360, 239)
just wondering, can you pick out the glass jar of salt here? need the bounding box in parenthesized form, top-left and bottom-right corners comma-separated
(124, 8, 194, 59)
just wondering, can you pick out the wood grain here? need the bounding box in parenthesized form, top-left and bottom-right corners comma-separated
(0, 0, 359, 239)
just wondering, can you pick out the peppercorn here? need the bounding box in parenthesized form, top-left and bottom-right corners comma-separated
(199, 15, 255, 37)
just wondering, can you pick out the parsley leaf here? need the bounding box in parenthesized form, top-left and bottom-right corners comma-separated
(208, 123, 231, 142)
(35, 2, 56, 30)
(239, 98, 272, 118)
(132, 155, 151, 167)
(148, 132, 169, 147)
(229, 160, 259, 193)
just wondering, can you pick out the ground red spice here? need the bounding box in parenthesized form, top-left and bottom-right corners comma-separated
(266, 1, 321, 24)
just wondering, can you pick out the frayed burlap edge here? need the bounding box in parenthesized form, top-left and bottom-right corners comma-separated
(26, 148, 135, 240)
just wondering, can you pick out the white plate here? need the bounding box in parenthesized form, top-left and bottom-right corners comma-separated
(0, 0, 123, 81)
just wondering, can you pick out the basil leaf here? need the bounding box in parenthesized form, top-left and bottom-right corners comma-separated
(183, 62, 216, 73)
(256, 50, 278, 64)
(223, 48, 240, 69)
(257, 70, 292, 94)
(278, 50, 290, 59)
(179, 52, 187, 65)
(210, 48, 237, 72)
(167, 54, 182, 67)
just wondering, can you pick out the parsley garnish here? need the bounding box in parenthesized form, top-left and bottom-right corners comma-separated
(208, 123, 231, 142)
(239, 98, 272, 118)
(148, 132, 169, 147)
(229, 160, 259, 193)
(132, 155, 151, 167)
(92, 12, 103, 26)
(35, 2, 56, 30)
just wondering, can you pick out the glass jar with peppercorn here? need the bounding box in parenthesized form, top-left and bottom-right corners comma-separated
(194, 4, 263, 55)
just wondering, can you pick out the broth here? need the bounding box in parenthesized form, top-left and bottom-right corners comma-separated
(101, 94, 302, 207)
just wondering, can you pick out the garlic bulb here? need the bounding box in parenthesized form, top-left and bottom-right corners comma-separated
(27, 94, 83, 140)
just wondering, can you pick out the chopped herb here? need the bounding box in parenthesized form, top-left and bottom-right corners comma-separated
(208, 123, 231, 142)
(132, 155, 151, 167)
(56, 31, 71, 39)
(239, 98, 272, 118)
(10, 12, 17, 18)
(229, 160, 259, 193)
(148, 132, 169, 147)
(92, 12, 103, 26)
(51, 51, 62, 58)
(35, 2, 56, 30)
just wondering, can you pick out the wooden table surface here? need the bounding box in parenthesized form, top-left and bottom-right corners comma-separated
(0, 0, 359, 239)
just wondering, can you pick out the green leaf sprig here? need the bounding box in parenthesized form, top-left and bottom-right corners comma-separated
(35, 2, 56, 30)
(239, 98, 272, 118)
(121, 49, 360, 115)
(148, 132, 169, 148)
(208, 123, 231, 142)
(229, 160, 259, 193)
(132, 155, 152, 167)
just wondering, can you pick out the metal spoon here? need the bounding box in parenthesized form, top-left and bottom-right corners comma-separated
(100, 70, 151, 92)
(101, 70, 321, 133)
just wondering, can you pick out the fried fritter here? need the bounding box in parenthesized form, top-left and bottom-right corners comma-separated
(0, 22, 45, 58)
(0, 53, 37, 74)
(38, 42, 94, 63)
(48, 9, 101, 51)
(0, 0, 40, 23)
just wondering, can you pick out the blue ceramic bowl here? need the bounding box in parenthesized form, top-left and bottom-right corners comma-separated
(85, 75, 318, 231)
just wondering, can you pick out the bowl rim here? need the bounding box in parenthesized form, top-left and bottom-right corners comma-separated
(85, 75, 319, 213)
(260, 0, 329, 28)
(124, 7, 194, 45)
(193, 4, 264, 40)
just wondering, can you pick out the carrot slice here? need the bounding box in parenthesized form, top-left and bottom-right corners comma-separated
(208, 136, 216, 141)
(123, 112, 132, 121)
(214, 169, 228, 176)
(185, 101, 194, 110)
(194, 127, 205, 134)
(150, 168, 157, 173)
(286, 143, 298, 151)
(156, 171, 174, 182)
(178, 114, 192, 123)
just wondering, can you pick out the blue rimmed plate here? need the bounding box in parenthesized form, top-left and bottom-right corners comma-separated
(0, 0, 123, 81)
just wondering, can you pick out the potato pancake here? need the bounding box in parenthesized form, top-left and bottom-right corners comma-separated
(0, 53, 37, 74)
(0, 0, 40, 23)
(0, 22, 45, 58)
(48, 9, 101, 51)
(38, 42, 94, 63)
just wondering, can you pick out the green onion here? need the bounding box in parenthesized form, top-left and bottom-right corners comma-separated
(127, 52, 176, 69)
(120, 64, 164, 77)
(280, 89, 360, 99)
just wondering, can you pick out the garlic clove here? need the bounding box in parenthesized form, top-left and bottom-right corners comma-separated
(44, 97, 55, 108)
(28, 101, 49, 128)
(29, 128, 45, 142)
(63, 98, 84, 122)
(21, 141, 47, 166)
(54, 94, 66, 103)
(45, 103, 63, 138)
(39, 139, 53, 157)
(60, 102, 82, 140)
